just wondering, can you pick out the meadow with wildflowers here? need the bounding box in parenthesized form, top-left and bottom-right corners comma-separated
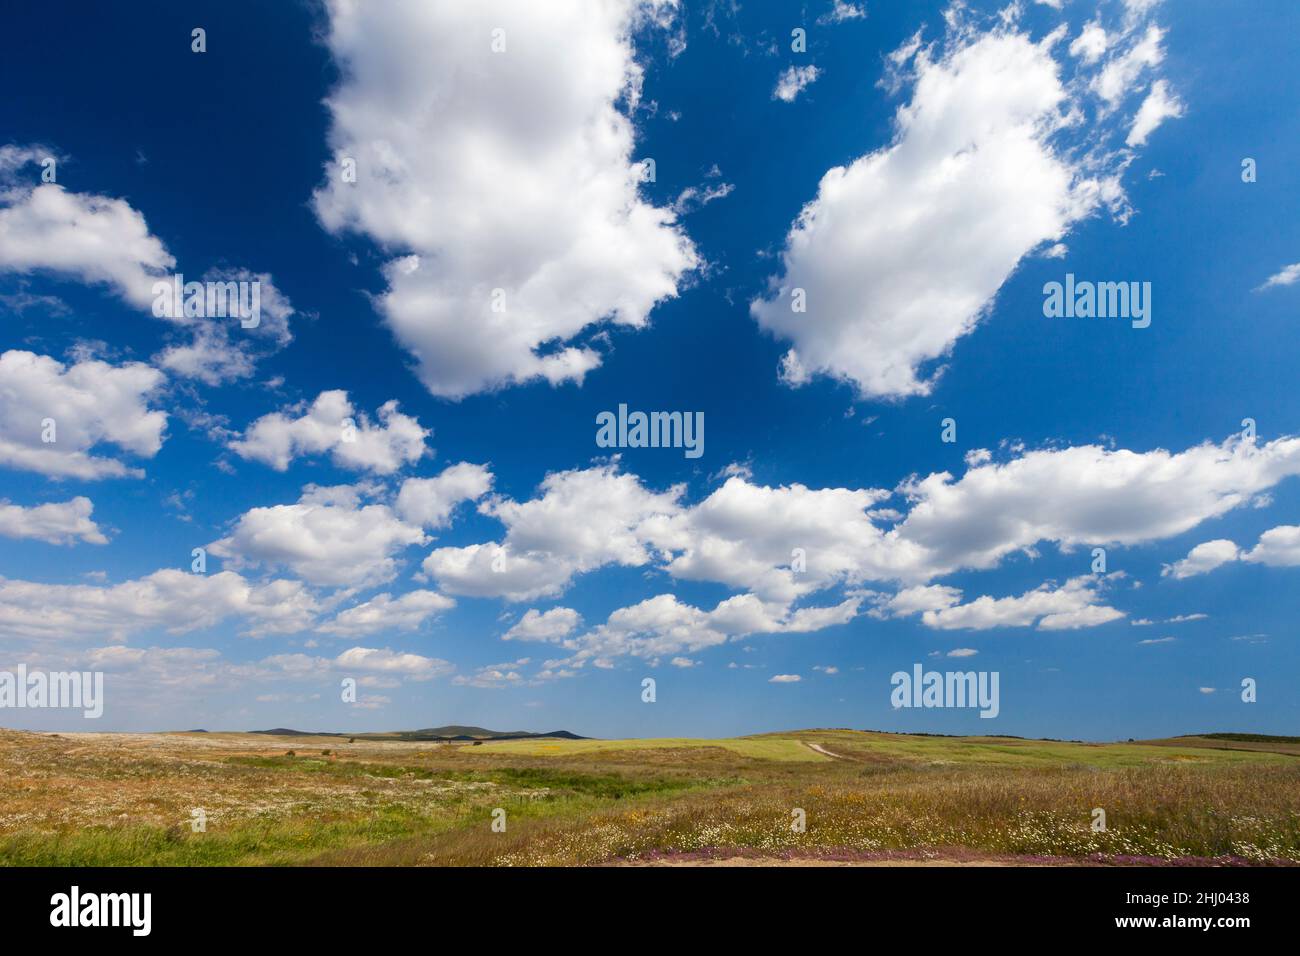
(1, 728, 1296, 866)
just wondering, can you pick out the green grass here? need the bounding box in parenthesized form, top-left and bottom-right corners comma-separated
(223, 754, 730, 798)
(470, 735, 825, 761)
(0, 804, 456, 866)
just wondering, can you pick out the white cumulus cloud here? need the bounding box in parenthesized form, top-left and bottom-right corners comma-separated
(320, 590, 455, 637)
(1243, 525, 1300, 567)
(0, 496, 107, 545)
(312, 0, 697, 399)
(0, 349, 167, 479)
(229, 390, 429, 474)
(751, 5, 1172, 399)
(0, 181, 173, 308)
(0, 570, 318, 642)
(422, 464, 683, 600)
(1163, 539, 1241, 579)
(504, 607, 583, 642)
(209, 483, 429, 588)
(334, 645, 452, 680)
(891, 575, 1124, 631)
(395, 462, 493, 528)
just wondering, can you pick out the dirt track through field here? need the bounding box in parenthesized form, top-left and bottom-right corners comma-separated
(804, 742, 847, 759)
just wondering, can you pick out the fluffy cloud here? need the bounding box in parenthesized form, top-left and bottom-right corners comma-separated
(773, 65, 821, 102)
(649, 475, 897, 602)
(750, 4, 1171, 398)
(154, 270, 297, 386)
(1092, 24, 1164, 106)
(423, 433, 1300, 612)
(320, 590, 455, 637)
(550, 592, 860, 668)
(313, 0, 696, 398)
(334, 645, 452, 680)
(0, 570, 318, 642)
(504, 607, 582, 642)
(1163, 539, 1241, 579)
(0, 350, 167, 479)
(1243, 525, 1300, 567)
(0, 496, 107, 545)
(658, 434, 1300, 594)
(0, 181, 173, 309)
(454, 658, 531, 688)
(879, 584, 964, 617)
(1068, 21, 1108, 63)
(422, 464, 683, 600)
(818, 1, 865, 25)
(579, 594, 733, 659)
(87, 428, 1269, 676)
(396, 462, 493, 528)
(434, 468, 883, 608)
(1165, 525, 1300, 578)
(893, 435, 1300, 580)
(229, 390, 429, 474)
(887, 575, 1124, 631)
(210, 483, 429, 588)
(1127, 78, 1183, 146)
(0, 151, 296, 383)
(156, 325, 258, 385)
(12, 644, 452, 710)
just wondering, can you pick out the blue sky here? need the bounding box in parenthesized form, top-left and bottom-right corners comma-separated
(0, 0, 1297, 739)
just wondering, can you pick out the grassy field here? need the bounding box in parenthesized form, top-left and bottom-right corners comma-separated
(1, 727, 1297, 866)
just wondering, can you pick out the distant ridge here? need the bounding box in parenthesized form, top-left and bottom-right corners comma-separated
(250, 728, 325, 737)
(1179, 732, 1300, 744)
(394, 726, 586, 741)
(247, 725, 587, 741)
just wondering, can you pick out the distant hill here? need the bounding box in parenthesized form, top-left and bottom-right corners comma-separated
(248, 726, 586, 741)
(1144, 732, 1300, 758)
(1181, 732, 1300, 744)
(392, 726, 585, 741)
(403, 725, 527, 738)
